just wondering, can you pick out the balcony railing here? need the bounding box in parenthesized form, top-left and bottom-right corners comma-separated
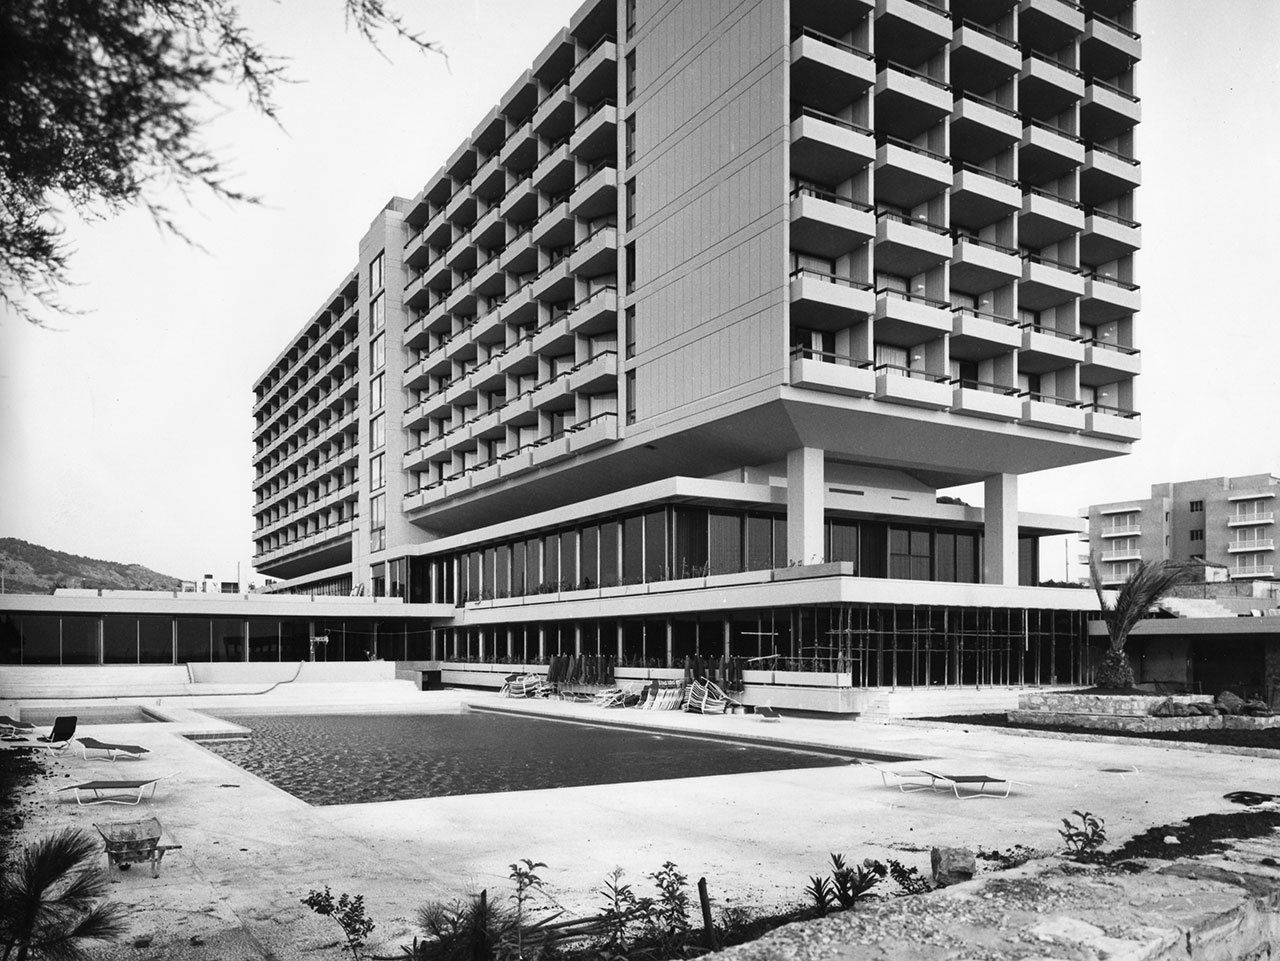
(1021, 322, 1083, 341)
(1022, 390, 1081, 407)
(1081, 402, 1139, 419)
(1082, 338, 1139, 355)
(1025, 50, 1084, 78)
(952, 377, 1020, 396)
(576, 32, 617, 63)
(1230, 539, 1275, 553)
(1085, 271, 1140, 291)
(791, 104, 874, 136)
(956, 18, 1019, 50)
(876, 287, 950, 309)
(791, 185, 874, 210)
(1023, 185, 1085, 208)
(1025, 118, 1085, 143)
(1090, 77, 1141, 103)
(1089, 12, 1140, 40)
(792, 267, 873, 289)
(874, 363, 949, 383)
(1087, 207, 1140, 228)
(953, 306, 1019, 326)
(1021, 251, 1084, 273)
(1230, 512, 1275, 526)
(876, 209, 950, 234)
(953, 233, 1020, 255)
(956, 92, 1019, 118)
(878, 59, 951, 91)
(790, 345, 873, 367)
(900, 0, 948, 16)
(1087, 142, 1140, 166)
(877, 134, 948, 163)
(953, 160, 1020, 187)
(791, 25, 873, 59)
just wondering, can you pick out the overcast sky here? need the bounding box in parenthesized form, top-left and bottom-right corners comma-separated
(1, 0, 1277, 586)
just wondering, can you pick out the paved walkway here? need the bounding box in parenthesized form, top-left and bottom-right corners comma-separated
(5, 690, 1280, 959)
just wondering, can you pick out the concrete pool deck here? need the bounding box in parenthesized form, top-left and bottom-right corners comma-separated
(5, 688, 1280, 959)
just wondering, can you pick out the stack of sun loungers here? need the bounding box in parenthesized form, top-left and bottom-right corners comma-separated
(500, 674, 550, 698)
(683, 678, 741, 715)
(638, 679, 685, 711)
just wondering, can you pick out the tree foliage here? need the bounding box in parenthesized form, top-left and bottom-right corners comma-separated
(1089, 556, 1190, 689)
(0, 0, 436, 323)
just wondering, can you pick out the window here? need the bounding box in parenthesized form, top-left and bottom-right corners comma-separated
(625, 370, 636, 425)
(370, 373, 385, 411)
(370, 493, 385, 552)
(625, 306, 636, 358)
(1190, 529, 1204, 542)
(370, 292, 385, 334)
(371, 332, 385, 371)
(625, 114, 636, 165)
(370, 452, 385, 491)
(625, 50, 636, 99)
(369, 251, 384, 293)
(625, 242, 636, 293)
(1190, 500, 1204, 513)
(626, 0, 636, 35)
(370, 413, 385, 450)
(625, 178, 636, 230)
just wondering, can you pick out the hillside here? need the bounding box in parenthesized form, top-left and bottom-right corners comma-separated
(0, 538, 183, 595)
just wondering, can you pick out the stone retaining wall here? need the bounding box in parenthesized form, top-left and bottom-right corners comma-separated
(1007, 711, 1220, 732)
(1013, 692, 1280, 732)
(1017, 692, 1210, 715)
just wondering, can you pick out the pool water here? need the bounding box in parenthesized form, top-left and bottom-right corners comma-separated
(204, 711, 853, 805)
(21, 706, 157, 725)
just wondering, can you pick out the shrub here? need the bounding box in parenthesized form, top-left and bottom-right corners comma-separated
(1059, 810, 1107, 858)
(302, 886, 375, 960)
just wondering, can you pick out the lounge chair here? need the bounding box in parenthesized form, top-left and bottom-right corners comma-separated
(756, 706, 782, 722)
(915, 769, 1019, 800)
(59, 774, 174, 806)
(684, 678, 741, 715)
(858, 760, 936, 793)
(78, 737, 150, 762)
(37, 715, 77, 752)
(94, 817, 182, 877)
(0, 715, 35, 740)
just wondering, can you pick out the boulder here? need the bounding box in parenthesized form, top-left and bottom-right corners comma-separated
(1218, 691, 1245, 715)
(1151, 698, 1175, 717)
(1243, 700, 1272, 717)
(1192, 702, 1217, 717)
(931, 846, 976, 887)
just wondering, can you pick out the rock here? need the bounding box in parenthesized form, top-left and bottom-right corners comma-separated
(931, 846, 976, 887)
(1218, 691, 1245, 715)
(1164, 835, 1180, 845)
(1192, 702, 1217, 716)
(1151, 698, 1175, 717)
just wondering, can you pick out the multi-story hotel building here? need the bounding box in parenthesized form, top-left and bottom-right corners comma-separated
(1085, 475, 1280, 586)
(244, 0, 1142, 705)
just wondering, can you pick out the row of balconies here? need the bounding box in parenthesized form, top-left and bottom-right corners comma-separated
(253, 305, 359, 418)
(253, 407, 360, 490)
(402, 411, 620, 513)
(254, 294, 358, 413)
(1229, 512, 1276, 528)
(1230, 565, 1276, 580)
(253, 514, 358, 564)
(1227, 539, 1276, 555)
(788, 346, 1139, 440)
(254, 442, 361, 512)
(1095, 523, 1140, 539)
(254, 480, 359, 539)
(253, 339, 359, 443)
(253, 372, 360, 466)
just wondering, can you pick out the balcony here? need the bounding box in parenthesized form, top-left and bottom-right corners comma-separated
(1080, 339, 1140, 385)
(445, 231, 478, 273)
(569, 35, 617, 103)
(790, 28, 875, 113)
(874, 136, 951, 208)
(1020, 187, 1085, 247)
(1082, 144, 1141, 205)
(1019, 120, 1085, 185)
(531, 312, 574, 356)
(790, 187, 874, 258)
(472, 153, 506, 202)
(1231, 565, 1276, 580)
(950, 95, 1022, 163)
(532, 199, 574, 248)
(789, 347, 876, 397)
(874, 0, 952, 64)
(500, 225, 537, 274)
(566, 350, 618, 394)
(404, 432, 455, 472)
(471, 204, 507, 250)
(1019, 253, 1086, 310)
(1082, 80, 1141, 144)
(567, 412, 619, 454)
(499, 174, 539, 226)
(1019, 321, 1085, 369)
(790, 107, 876, 184)
(1020, 392, 1085, 432)
(499, 282, 538, 326)
(951, 378, 1023, 421)
(403, 354, 436, 391)
(874, 364, 952, 409)
(1081, 273, 1140, 324)
(789, 268, 875, 330)
(1228, 539, 1275, 554)
(1229, 513, 1275, 528)
(874, 62, 952, 140)
(501, 119, 539, 173)
(1081, 209, 1140, 267)
(530, 373, 574, 412)
(1082, 14, 1141, 80)
(569, 100, 617, 161)
(1100, 547, 1141, 562)
(445, 277, 477, 316)
(1017, 0, 1085, 53)
(531, 258, 574, 302)
(445, 187, 478, 229)
(950, 236, 1022, 293)
(533, 142, 575, 194)
(950, 163, 1021, 229)
(951, 21, 1021, 93)
(874, 289, 951, 342)
(532, 81, 575, 139)
(874, 210, 951, 275)
(1019, 52, 1084, 119)
(1082, 403, 1141, 441)
(472, 254, 506, 298)
(951, 308, 1022, 358)
(567, 285, 617, 336)
(569, 162, 617, 220)
(1099, 524, 1140, 538)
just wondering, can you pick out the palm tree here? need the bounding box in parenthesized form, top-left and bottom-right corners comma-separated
(1089, 556, 1190, 690)
(0, 829, 127, 961)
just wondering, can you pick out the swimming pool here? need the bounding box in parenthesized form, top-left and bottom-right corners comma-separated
(203, 710, 856, 805)
(20, 705, 158, 725)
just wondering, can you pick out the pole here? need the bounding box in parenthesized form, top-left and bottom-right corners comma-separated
(697, 877, 717, 950)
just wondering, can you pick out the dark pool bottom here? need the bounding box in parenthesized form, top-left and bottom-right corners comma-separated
(203, 710, 854, 806)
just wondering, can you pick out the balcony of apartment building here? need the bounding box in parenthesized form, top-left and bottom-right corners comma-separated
(874, 61, 952, 142)
(951, 233, 1022, 292)
(951, 162, 1021, 228)
(789, 345, 876, 398)
(789, 265, 875, 329)
(499, 277, 538, 327)
(1230, 564, 1276, 580)
(874, 209, 951, 276)
(1019, 312, 1085, 367)
(951, 373, 1023, 421)
(1228, 537, 1275, 555)
(1019, 185, 1085, 248)
(569, 160, 617, 221)
(1081, 270, 1139, 324)
(950, 93, 1022, 163)
(1019, 51, 1084, 119)
(1019, 251, 1086, 309)
(790, 26, 876, 113)
(1080, 336, 1140, 384)
(1081, 207, 1140, 266)
(531, 306, 576, 358)
(446, 273, 478, 317)
(790, 106, 875, 186)
(472, 253, 507, 303)
(791, 186, 874, 258)
(567, 224, 618, 278)
(501, 223, 538, 275)
(403, 428, 456, 475)
(569, 33, 617, 104)
(1099, 544, 1141, 563)
(951, 305, 1022, 356)
(1017, 0, 1085, 53)
(1019, 119, 1086, 185)
(1229, 510, 1276, 528)
(500, 120, 540, 182)
(951, 18, 1022, 94)
(445, 182, 479, 232)
(531, 255, 575, 303)
(532, 197, 575, 249)
(1082, 400, 1140, 441)
(566, 284, 618, 337)
(533, 141, 575, 195)
(1082, 78, 1140, 144)
(1082, 11, 1141, 80)
(501, 171, 540, 225)
(874, 0, 952, 66)
(874, 136, 951, 209)
(570, 99, 617, 162)
(567, 349, 618, 395)
(874, 360, 952, 410)
(532, 80, 576, 143)
(1081, 142, 1141, 205)
(1020, 390, 1085, 431)
(875, 287, 952, 344)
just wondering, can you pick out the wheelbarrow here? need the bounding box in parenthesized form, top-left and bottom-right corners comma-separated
(94, 817, 182, 878)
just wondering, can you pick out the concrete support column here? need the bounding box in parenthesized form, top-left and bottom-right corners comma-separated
(574, 623, 583, 656)
(616, 623, 624, 662)
(665, 618, 674, 668)
(786, 447, 826, 566)
(506, 627, 515, 662)
(538, 625, 546, 660)
(722, 617, 731, 659)
(983, 473, 1019, 587)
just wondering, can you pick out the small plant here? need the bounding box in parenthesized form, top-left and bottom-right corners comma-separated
(507, 859, 547, 959)
(597, 867, 647, 951)
(804, 875, 834, 916)
(646, 861, 690, 940)
(1059, 810, 1107, 857)
(886, 859, 931, 896)
(303, 886, 376, 960)
(829, 854, 886, 908)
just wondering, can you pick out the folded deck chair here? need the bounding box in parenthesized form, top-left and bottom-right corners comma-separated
(78, 737, 150, 762)
(915, 769, 1018, 800)
(59, 774, 173, 806)
(37, 715, 77, 752)
(0, 715, 35, 740)
(756, 706, 782, 722)
(94, 817, 182, 877)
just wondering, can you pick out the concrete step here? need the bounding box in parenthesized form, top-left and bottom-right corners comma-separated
(859, 688, 1026, 719)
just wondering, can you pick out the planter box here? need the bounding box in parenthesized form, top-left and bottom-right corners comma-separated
(1017, 692, 1211, 715)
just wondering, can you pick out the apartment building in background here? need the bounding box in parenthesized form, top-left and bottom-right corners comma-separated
(1084, 474, 1280, 585)
(240, 0, 1143, 706)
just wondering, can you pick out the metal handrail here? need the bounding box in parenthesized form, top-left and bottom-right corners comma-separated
(1089, 76, 1141, 103)
(956, 91, 1018, 118)
(1023, 185, 1085, 209)
(1021, 251, 1083, 273)
(1021, 322, 1083, 342)
(878, 133, 948, 163)
(1087, 207, 1140, 228)
(953, 233, 1019, 255)
(953, 161, 1019, 187)
(1083, 402, 1139, 419)
(953, 306, 1019, 326)
(1081, 337, 1139, 356)
(1025, 49, 1083, 78)
(955, 18, 1019, 50)
(1087, 142, 1140, 166)
(876, 287, 950, 309)
(874, 363, 949, 383)
(878, 58, 951, 91)
(952, 377, 1021, 396)
(1025, 118, 1085, 143)
(792, 267, 873, 289)
(791, 185, 874, 210)
(790, 104, 874, 136)
(1089, 12, 1140, 39)
(790, 345, 874, 367)
(1085, 272, 1139, 291)
(877, 209, 949, 234)
(791, 25, 874, 59)
(1022, 391, 1081, 407)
